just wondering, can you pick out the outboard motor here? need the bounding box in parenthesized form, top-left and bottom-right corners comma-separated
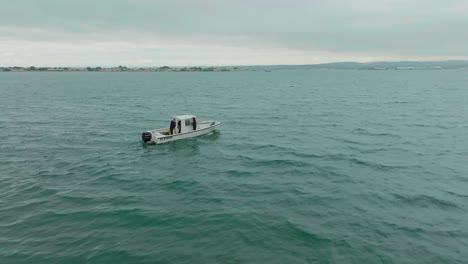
(141, 132, 152, 143)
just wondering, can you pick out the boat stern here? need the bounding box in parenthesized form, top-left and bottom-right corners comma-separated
(141, 131, 154, 144)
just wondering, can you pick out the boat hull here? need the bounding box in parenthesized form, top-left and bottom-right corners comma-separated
(143, 121, 220, 145)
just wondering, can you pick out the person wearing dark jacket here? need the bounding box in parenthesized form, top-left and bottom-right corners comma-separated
(170, 118, 176, 135)
(192, 117, 197, 131)
(177, 120, 182, 134)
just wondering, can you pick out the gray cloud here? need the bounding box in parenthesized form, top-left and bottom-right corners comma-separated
(1, 0, 467, 65)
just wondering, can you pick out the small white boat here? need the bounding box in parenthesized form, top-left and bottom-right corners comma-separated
(141, 115, 221, 145)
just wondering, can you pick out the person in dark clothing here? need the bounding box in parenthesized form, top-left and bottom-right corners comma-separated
(192, 117, 197, 131)
(170, 118, 176, 135)
(177, 120, 181, 134)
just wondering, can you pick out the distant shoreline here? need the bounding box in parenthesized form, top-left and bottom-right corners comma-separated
(2, 60, 468, 72)
(2, 67, 467, 72)
(0, 66, 250, 72)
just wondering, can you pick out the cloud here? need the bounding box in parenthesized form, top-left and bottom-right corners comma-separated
(1, 0, 467, 66)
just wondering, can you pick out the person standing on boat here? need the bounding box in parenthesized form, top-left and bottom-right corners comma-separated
(177, 120, 182, 134)
(170, 118, 176, 135)
(192, 117, 197, 130)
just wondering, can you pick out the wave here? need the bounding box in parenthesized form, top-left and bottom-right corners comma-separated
(318, 154, 414, 171)
(281, 220, 331, 244)
(406, 123, 452, 129)
(226, 169, 255, 177)
(351, 128, 402, 138)
(347, 146, 398, 154)
(391, 194, 462, 210)
(383, 101, 417, 104)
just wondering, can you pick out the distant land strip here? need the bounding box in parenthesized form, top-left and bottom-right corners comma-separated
(2, 60, 468, 72)
(0, 66, 248, 72)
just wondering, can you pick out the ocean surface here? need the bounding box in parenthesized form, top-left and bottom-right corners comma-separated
(1, 70, 468, 263)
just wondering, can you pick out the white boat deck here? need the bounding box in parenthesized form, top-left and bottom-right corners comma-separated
(142, 115, 220, 144)
(151, 121, 215, 138)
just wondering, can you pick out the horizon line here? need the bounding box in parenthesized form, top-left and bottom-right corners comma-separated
(2, 59, 468, 68)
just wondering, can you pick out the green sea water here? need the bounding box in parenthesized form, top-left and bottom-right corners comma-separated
(1, 70, 468, 263)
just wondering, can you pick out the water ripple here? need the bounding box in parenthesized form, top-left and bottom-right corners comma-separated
(1, 71, 468, 263)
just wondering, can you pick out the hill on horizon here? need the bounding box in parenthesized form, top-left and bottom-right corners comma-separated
(239, 60, 468, 70)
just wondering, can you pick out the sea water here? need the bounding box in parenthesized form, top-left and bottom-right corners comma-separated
(1, 70, 468, 263)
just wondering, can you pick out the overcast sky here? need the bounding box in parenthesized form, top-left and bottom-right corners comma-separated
(1, 0, 467, 66)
